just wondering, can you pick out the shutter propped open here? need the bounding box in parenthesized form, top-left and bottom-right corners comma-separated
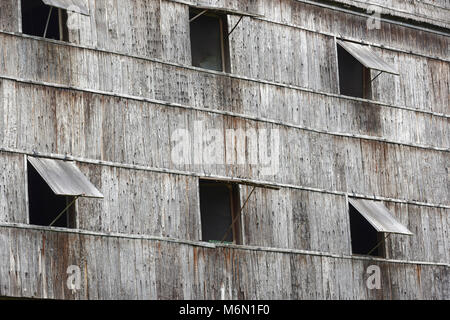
(337, 40, 399, 75)
(28, 157, 103, 199)
(42, 0, 89, 16)
(349, 198, 413, 235)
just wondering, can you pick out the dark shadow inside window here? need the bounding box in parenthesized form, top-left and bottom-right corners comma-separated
(199, 180, 240, 243)
(28, 162, 75, 228)
(337, 44, 371, 99)
(349, 203, 383, 257)
(21, 0, 68, 41)
(189, 9, 230, 72)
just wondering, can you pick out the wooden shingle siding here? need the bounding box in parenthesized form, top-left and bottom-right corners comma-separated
(2, 1, 448, 59)
(0, 152, 448, 265)
(0, 0, 448, 300)
(76, 163, 201, 240)
(313, 0, 450, 29)
(0, 153, 27, 224)
(0, 226, 448, 300)
(0, 35, 448, 146)
(1, 80, 448, 204)
(0, 0, 19, 33)
(3, 4, 450, 95)
(240, 187, 352, 254)
(229, 18, 340, 93)
(1, 18, 449, 112)
(293, 2, 444, 57)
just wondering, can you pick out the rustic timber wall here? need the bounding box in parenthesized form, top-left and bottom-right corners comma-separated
(0, 0, 19, 33)
(3, 1, 449, 57)
(0, 35, 448, 148)
(0, 78, 448, 204)
(2, 5, 449, 109)
(310, 0, 450, 29)
(0, 226, 448, 300)
(0, 0, 448, 299)
(170, 0, 450, 30)
(0, 79, 448, 264)
(1, 1, 449, 112)
(74, 0, 450, 111)
(0, 148, 448, 266)
(196, 0, 450, 58)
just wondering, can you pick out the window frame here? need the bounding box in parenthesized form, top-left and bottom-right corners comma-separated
(26, 158, 78, 229)
(335, 38, 400, 100)
(348, 201, 386, 257)
(24, 155, 103, 229)
(198, 179, 242, 244)
(20, 0, 69, 42)
(189, 7, 231, 73)
(336, 41, 372, 99)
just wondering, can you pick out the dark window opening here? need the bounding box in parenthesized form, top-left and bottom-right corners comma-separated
(27, 162, 76, 228)
(199, 180, 241, 244)
(349, 203, 384, 257)
(337, 44, 371, 99)
(21, 0, 68, 41)
(189, 9, 230, 72)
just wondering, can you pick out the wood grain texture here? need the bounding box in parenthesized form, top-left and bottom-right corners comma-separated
(0, 0, 447, 300)
(0, 226, 448, 300)
(0, 0, 19, 33)
(1, 79, 447, 204)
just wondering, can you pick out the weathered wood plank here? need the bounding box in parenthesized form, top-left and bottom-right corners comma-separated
(0, 0, 19, 33)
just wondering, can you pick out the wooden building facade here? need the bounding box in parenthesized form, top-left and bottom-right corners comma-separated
(0, 0, 448, 299)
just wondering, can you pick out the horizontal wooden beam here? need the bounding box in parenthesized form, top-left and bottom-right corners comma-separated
(200, 176, 280, 190)
(170, 0, 262, 18)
